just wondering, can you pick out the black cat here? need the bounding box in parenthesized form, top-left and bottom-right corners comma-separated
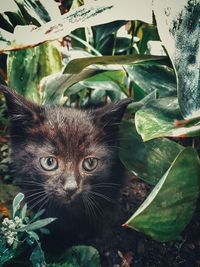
(0, 85, 131, 253)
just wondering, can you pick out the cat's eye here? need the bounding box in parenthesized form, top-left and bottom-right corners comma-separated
(40, 157, 58, 171)
(82, 157, 98, 172)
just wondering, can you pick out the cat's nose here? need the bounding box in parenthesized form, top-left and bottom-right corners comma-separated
(63, 179, 78, 194)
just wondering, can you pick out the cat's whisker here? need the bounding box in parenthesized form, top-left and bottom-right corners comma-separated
(36, 196, 49, 214)
(21, 181, 37, 184)
(91, 182, 121, 190)
(82, 194, 93, 225)
(22, 180, 45, 186)
(85, 194, 98, 221)
(24, 190, 47, 200)
(23, 188, 45, 193)
(91, 186, 119, 191)
(28, 193, 49, 211)
(88, 193, 104, 219)
(26, 191, 48, 205)
(92, 182, 120, 187)
(89, 191, 118, 205)
(83, 194, 93, 222)
(45, 196, 54, 217)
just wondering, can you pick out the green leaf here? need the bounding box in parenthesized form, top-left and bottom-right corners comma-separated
(119, 120, 183, 185)
(7, 42, 62, 103)
(27, 231, 40, 242)
(93, 21, 126, 51)
(12, 192, 24, 219)
(93, 21, 127, 54)
(115, 37, 131, 54)
(82, 70, 128, 94)
(70, 29, 87, 50)
(48, 246, 100, 267)
(64, 54, 165, 74)
(20, 203, 27, 220)
(125, 63, 176, 97)
(17, 218, 57, 232)
(137, 23, 160, 54)
(31, 208, 46, 222)
(40, 69, 99, 105)
(153, 1, 200, 118)
(0, 14, 14, 32)
(135, 97, 200, 141)
(4, 11, 25, 27)
(127, 90, 158, 114)
(30, 243, 46, 267)
(125, 147, 200, 241)
(0, 235, 16, 265)
(24, 0, 61, 22)
(14, 0, 42, 27)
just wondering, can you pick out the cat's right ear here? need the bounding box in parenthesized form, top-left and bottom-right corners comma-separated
(0, 84, 43, 125)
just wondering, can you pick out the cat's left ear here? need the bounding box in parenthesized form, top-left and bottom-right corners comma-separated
(0, 84, 43, 125)
(93, 98, 132, 127)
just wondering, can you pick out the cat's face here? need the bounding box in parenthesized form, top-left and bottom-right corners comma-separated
(15, 107, 117, 206)
(0, 85, 131, 212)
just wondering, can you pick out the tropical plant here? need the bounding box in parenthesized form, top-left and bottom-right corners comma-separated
(0, 0, 199, 266)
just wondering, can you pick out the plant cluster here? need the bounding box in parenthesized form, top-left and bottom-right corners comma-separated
(0, 0, 199, 266)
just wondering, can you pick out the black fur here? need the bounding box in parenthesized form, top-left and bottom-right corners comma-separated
(0, 84, 131, 253)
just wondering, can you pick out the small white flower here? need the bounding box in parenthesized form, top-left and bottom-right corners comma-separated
(2, 218, 10, 226)
(8, 222, 15, 229)
(1, 217, 24, 246)
(7, 236, 14, 246)
(14, 216, 23, 227)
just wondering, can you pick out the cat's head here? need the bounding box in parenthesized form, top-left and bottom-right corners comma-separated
(0, 85, 131, 211)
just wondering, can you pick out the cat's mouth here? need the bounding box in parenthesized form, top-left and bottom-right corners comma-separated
(51, 187, 81, 204)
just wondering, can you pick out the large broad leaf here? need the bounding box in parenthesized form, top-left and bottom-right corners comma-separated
(0, 0, 152, 52)
(135, 97, 200, 141)
(63, 54, 165, 74)
(125, 63, 176, 97)
(48, 246, 100, 267)
(153, 1, 200, 119)
(125, 147, 200, 242)
(119, 120, 183, 185)
(7, 42, 62, 103)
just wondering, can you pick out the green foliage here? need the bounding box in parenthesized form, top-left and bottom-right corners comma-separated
(119, 120, 183, 185)
(63, 54, 165, 74)
(7, 42, 62, 103)
(0, 193, 56, 266)
(135, 97, 200, 141)
(0, 0, 199, 264)
(125, 148, 200, 241)
(125, 63, 177, 98)
(47, 246, 100, 267)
